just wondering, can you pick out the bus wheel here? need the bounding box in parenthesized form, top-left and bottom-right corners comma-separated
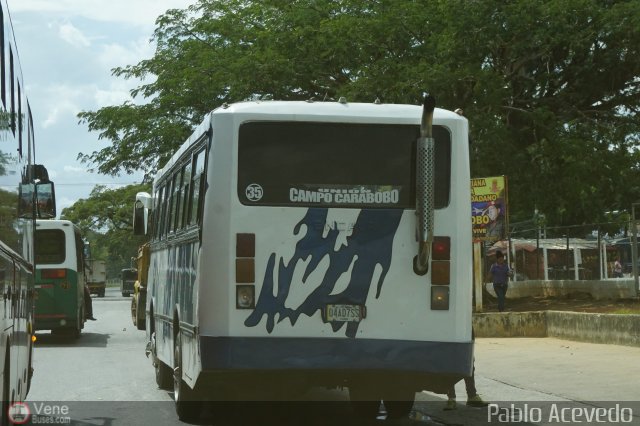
(173, 332, 203, 422)
(152, 333, 172, 389)
(384, 400, 414, 419)
(383, 389, 415, 419)
(349, 386, 381, 420)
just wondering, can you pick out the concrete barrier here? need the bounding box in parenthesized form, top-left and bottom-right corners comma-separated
(473, 311, 640, 347)
(473, 312, 547, 337)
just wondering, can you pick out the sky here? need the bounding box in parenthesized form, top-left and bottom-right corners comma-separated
(9, 0, 195, 214)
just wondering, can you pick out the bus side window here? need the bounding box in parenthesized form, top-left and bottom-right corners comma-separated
(180, 162, 191, 229)
(157, 185, 168, 240)
(152, 188, 162, 240)
(18, 82, 22, 153)
(182, 162, 192, 228)
(165, 178, 175, 236)
(9, 47, 15, 134)
(189, 149, 205, 226)
(169, 172, 181, 234)
(75, 230, 84, 273)
(0, 6, 5, 108)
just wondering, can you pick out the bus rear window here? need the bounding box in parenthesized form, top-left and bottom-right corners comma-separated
(35, 229, 66, 264)
(238, 121, 450, 209)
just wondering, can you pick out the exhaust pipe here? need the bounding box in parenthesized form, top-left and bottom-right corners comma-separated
(414, 94, 436, 275)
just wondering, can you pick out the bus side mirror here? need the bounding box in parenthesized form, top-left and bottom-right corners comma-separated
(19, 164, 56, 218)
(133, 201, 146, 235)
(133, 192, 152, 236)
(18, 183, 35, 218)
(36, 182, 56, 219)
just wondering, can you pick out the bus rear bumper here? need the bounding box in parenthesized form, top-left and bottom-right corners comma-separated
(198, 336, 473, 396)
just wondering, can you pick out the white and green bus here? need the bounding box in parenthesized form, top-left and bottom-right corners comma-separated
(33, 220, 87, 338)
(135, 98, 473, 421)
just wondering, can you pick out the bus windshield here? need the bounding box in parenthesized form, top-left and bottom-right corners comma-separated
(122, 269, 137, 281)
(35, 229, 66, 264)
(238, 121, 451, 209)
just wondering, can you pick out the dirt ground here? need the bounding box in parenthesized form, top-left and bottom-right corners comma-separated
(478, 292, 640, 314)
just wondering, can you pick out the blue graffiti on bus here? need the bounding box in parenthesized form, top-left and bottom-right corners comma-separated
(244, 208, 403, 337)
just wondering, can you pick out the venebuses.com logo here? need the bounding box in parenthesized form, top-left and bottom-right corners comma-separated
(7, 402, 71, 424)
(7, 402, 30, 424)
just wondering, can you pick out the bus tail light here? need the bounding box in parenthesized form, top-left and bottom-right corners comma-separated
(431, 261, 450, 285)
(432, 237, 450, 260)
(430, 237, 450, 309)
(236, 285, 255, 309)
(236, 233, 255, 257)
(431, 286, 449, 310)
(235, 259, 255, 283)
(236, 233, 255, 309)
(41, 269, 66, 279)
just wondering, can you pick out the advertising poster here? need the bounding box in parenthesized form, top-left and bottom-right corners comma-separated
(471, 176, 508, 242)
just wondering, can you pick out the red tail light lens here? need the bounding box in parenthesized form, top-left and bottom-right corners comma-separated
(41, 269, 66, 279)
(432, 237, 450, 260)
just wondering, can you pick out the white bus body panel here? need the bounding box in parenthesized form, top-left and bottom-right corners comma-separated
(198, 102, 471, 341)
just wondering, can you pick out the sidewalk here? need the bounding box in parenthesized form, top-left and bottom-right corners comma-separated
(414, 338, 640, 425)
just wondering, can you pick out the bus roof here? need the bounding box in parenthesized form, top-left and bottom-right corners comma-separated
(213, 100, 463, 122)
(35, 219, 75, 229)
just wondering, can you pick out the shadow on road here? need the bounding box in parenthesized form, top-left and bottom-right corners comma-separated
(179, 401, 442, 426)
(34, 332, 111, 348)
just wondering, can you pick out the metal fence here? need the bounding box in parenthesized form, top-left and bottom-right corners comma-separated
(484, 222, 635, 282)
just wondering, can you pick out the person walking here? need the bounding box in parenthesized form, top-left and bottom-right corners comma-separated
(443, 328, 488, 410)
(84, 284, 97, 320)
(490, 250, 512, 312)
(613, 257, 623, 278)
(443, 368, 488, 410)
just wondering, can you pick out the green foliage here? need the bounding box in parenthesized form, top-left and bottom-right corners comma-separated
(61, 184, 151, 278)
(77, 0, 640, 228)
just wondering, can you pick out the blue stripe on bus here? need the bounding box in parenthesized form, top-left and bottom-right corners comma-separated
(200, 336, 473, 376)
(245, 208, 403, 337)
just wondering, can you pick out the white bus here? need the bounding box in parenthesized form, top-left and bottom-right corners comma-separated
(1, 0, 56, 422)
(135, 98, 473, 421)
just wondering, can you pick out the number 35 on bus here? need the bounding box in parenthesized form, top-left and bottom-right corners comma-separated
(134, 96, 473, 421)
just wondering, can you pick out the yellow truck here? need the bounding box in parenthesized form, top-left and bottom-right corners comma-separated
(131, 243, 149, 330)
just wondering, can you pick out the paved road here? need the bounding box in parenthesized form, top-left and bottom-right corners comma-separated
(24, 288, 640, 425)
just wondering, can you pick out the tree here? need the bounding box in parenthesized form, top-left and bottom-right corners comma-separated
(61, 184, 151, 278)
(77, 0, 640, 228)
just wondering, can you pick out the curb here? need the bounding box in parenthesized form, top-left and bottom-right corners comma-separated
(473, 311, 640, 347)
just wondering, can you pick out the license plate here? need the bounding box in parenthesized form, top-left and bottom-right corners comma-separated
(325, 304, 365, 322)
